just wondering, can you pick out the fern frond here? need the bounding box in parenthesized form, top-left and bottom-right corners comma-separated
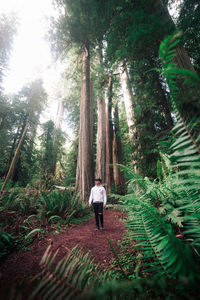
(29, 245, 110, 300)
(130, 199, 192, 276)
(159, 31, 182, 69)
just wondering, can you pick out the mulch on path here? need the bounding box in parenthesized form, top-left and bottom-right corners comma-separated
(0, 210, 126, 285)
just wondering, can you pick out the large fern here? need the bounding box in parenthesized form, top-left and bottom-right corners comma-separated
(159, 32, 200, 249)
(29, 245, 110, 300)
(112, 32, 200, 283)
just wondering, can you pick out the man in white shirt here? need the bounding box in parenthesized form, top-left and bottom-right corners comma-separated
(89, 178, 107, 231)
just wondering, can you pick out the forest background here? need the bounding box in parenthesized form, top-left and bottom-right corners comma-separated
(0, 0, 200, 298)
(0, 0, 199, 196)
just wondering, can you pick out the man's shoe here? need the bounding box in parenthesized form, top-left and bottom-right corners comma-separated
(95, 228, 99, 231)
(100, 227, 104, 230)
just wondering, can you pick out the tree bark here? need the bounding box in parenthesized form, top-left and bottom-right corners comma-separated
(155, 0, 200, 115)
(90, 77, 94, 162)
(1, 117, 29, 193)
(75, 41, 94, 201)
(96, 96, 106, 183)
(119, 61, 136, 140)
(119, 62, 136, 140)
(105, 75, 113, 193)
(155, 0, 196, 72)
(113, 103, 125, 194)
(119, 61, 138, 173)
(6, 125, 21, 175)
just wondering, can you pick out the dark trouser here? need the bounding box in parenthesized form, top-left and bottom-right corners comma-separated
(93, 202, 103, 229)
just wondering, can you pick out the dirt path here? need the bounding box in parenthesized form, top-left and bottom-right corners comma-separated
(0, 210, 126, 284)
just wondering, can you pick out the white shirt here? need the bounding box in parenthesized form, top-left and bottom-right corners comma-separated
(89, 185, 107, 205)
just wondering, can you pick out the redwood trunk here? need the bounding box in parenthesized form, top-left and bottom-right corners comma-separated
(119, 62, 138, 172)
(90, 77, 94, 160)
(113, 103, 125, 194)
(105, 76, 113, 193)
(96, 96, 106, 183)
(75, 41, 94, 201)
(119, 61, 136, 139)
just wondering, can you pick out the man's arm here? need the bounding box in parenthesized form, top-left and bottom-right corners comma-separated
(89, 188, 93, 206)
(103, 187, 107, 207)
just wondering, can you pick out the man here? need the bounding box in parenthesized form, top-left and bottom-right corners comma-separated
(89, 178, 107, 231)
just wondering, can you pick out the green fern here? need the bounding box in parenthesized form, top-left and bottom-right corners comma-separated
(38, 190, 87, 223)
(159, 32, 200, 249)
(29, 245, 110, 300)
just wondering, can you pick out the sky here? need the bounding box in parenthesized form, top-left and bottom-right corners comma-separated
(0, 0, 60, 93)
(0, 0, 71, 132)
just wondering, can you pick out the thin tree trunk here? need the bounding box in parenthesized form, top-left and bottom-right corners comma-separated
(96, 96, 106, 183)
(5, 125, 21, 175)
(119, 61, 136, 139)
(1, 117, 29, 193)
(113, 103, 125, 194)
(75, 41, 94, 201)
(55, 100, 64, 130)
(90, 77, 94, 162)
(105, 75, 113, 193)
(53, 100, 65, 176)
(119, 61, 138, 173)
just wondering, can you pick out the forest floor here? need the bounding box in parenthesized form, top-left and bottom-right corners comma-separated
(0, 209, 126, 287)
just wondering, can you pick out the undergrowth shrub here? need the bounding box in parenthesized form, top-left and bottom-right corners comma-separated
(1, 188, 38, 216)
(38, 189, 88, 225)
(0, 188, 89, 258)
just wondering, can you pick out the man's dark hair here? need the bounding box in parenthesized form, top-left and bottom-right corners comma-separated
(95, 178, 102, 182)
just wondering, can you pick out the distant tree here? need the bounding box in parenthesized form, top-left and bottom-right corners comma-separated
(1, 80, 47, 191)
(39, 120, 66, 190)
(0, 13, 17, 90)
(112, 102, 125, 194)
(105, 75, 113, 193)
(96, 96, 106, 183)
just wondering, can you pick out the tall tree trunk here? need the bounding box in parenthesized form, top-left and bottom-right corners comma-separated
(1, 117, 29, 193)
(55, 100, 64, 130)
(90, 77, 94, 162)
(105, 75, 113, 193)
(5, 125, 21, 175)
(155, 0, 196, 72)
(96, 96, 106, 183)
(75, 41, 94, 201)
(119, 62, 138, 173)
(113, 103, 125, 195)
(119, 61, 136, 139)
(53, 100, 65, 176)
(155, 0, 200, 115)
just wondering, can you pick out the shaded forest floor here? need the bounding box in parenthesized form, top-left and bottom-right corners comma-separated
(0, 209, 126, 287)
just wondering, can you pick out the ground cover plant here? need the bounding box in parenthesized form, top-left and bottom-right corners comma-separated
(0, 188, 89, 258)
